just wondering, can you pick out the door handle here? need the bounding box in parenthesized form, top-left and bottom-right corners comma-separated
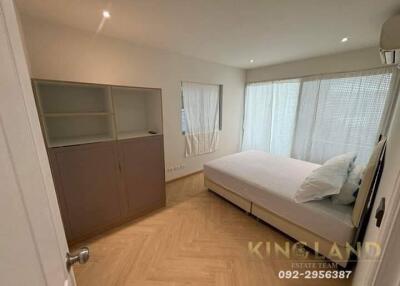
(375, 197, 385, 228)
(66, 247, 89, 270)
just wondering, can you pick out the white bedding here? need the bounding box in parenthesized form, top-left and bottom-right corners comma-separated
(204, 151, 355, 245)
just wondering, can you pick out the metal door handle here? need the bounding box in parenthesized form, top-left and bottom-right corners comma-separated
(66, 247, 89, 269)
(375, 198, 385, 228)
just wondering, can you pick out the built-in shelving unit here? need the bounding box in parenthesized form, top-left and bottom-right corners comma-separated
(33, 79, 165, 243)
(33, 80, 163, 147)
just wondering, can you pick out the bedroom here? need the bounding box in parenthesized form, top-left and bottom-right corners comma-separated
(1, 0, 400, 285)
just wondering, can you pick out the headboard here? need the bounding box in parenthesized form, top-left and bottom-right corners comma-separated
(352, 137, 387, 228)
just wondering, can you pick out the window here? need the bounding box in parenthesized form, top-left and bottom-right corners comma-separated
(181, 82, 222, 134)
(242, 67, 398, 164)
(242, 80, 300, 156)
(181, 82, 222, 157)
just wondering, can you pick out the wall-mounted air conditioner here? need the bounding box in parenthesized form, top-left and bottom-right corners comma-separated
(380, 14, 400, 65)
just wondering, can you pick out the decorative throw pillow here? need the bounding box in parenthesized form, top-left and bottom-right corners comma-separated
(294, 153, 356, 203)
(331, 165, 364, 205)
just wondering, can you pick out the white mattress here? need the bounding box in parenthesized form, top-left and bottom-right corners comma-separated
(204, 151, 355, 245)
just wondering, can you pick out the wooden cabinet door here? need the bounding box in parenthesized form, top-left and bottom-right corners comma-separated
(50, 141, 124, 242)
(118, 135, 166, 217)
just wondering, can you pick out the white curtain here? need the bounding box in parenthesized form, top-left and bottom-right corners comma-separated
(242, 67, 398, 164)
(242, 80, 300, 156)
(182, 82, 220, 157)
(292, 67, 397, 164)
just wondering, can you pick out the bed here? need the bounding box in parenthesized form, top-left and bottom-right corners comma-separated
(204, 142, 386, 267)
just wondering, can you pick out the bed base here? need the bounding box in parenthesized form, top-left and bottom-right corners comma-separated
(205, 177, 252, 212)
(205, 177, 351, 267)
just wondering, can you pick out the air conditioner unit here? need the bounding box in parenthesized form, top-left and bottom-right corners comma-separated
(380, 14, 400, 65)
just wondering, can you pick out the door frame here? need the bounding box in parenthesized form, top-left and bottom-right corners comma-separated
(369, 90, 400, 285)
(353, 89, 400, 286)
(1, 0, 75, 285)
(372, 179, 400, 285)
(370, 117, 400, 284)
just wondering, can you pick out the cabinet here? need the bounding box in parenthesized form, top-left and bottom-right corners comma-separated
(33, 80, 165, 243)
(119, 136, 165, 217)
(49, 142, 123, 241)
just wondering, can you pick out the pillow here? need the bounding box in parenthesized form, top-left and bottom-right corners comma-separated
(294, 153, 356, 203)
(331, 165, 364, 205)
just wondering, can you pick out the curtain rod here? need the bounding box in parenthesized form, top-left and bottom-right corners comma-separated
(246, 64, 399, 85)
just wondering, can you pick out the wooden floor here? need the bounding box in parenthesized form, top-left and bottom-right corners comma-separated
(72, 173, 352, 286)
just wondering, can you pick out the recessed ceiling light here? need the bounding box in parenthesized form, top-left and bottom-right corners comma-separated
(102, 10, 111, 18)
(341, 37, 349, 43)
(250, 59, 255, 63)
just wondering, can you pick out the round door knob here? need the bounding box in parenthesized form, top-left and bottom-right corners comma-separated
(66, 247, 90, 269)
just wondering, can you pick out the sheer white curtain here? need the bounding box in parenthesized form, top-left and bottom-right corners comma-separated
(292, 67, 398, 164)
(242, 67, 398, 164)
(242, 80, 299, 156)
(182, 82, 220, 157)
(242, 82, 273, 151)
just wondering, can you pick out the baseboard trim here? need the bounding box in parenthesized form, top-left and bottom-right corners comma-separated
(166, 170, 203, 183)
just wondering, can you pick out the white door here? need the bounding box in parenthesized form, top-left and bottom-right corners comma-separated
(353, 92, 400, 286)
(0, 0, 77, 285)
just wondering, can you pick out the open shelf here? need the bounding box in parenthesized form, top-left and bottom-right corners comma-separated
(43, 112, 113, 117)
(112, 87, 163, 140)
(34, 80, 163, 147)
(118, 130, 160, 140)
(35, 81, 112, 113)
(44, 114, 115, 147)
(48, 135, 115, 148)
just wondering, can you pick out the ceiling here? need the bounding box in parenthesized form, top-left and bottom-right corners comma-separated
(16, 0, 400, 69)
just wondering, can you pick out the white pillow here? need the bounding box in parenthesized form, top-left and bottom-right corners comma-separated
(294, 153, 356, 203)
(331, 165, 364, 205)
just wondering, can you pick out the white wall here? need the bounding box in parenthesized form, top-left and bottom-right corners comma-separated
(246, 47, 384, 83)
(20, 14, 245, 181)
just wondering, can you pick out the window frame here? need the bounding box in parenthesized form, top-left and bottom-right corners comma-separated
(180, 82, 223, 135)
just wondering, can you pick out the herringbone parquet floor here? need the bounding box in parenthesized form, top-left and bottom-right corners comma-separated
(72, 173, 352, 286)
